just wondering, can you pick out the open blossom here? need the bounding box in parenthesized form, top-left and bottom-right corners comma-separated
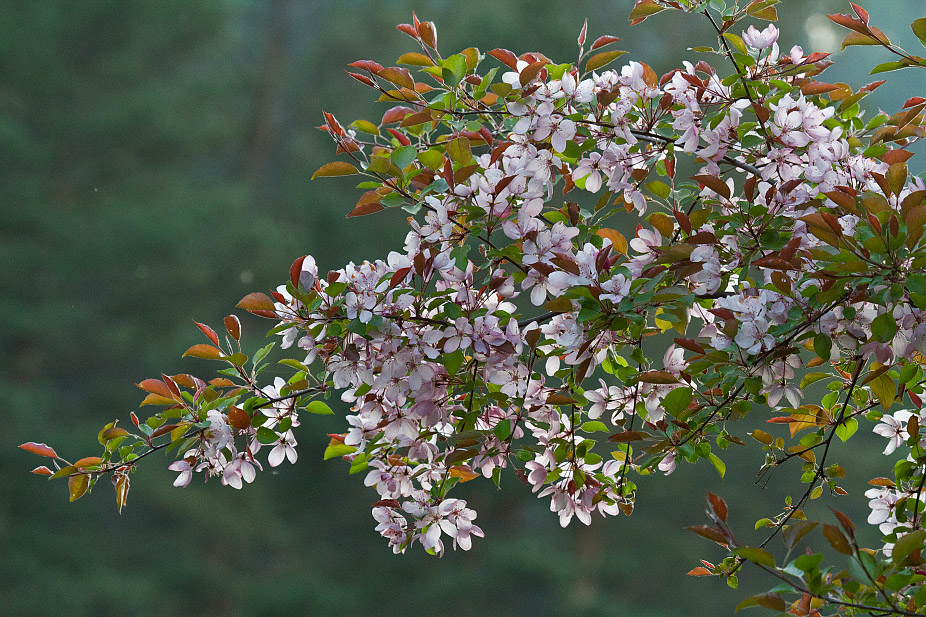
(742, 24, 778, 49)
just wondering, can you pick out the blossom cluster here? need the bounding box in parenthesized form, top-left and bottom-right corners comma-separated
(24, 5, 926, 610)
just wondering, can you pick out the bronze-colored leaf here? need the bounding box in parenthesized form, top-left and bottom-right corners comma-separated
(311, 161, 359, 179)
(19, 442, 59, 458)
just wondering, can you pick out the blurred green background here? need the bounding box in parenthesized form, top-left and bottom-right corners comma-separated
(2, 1, 922, 615)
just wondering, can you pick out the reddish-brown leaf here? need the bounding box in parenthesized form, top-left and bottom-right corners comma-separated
(685, 525, 729, 547)
(73, 456, 103, 468)
(31, 466, 53, 475)
(224, 315, 241, 341)
(347, 202, 386, 217)
(692, 174, 731, 200)
(687, 567, 712, 576)
(591, 35, 621, 50)
(182, 344, 223, 360)
(708, 492, 728, 522)
(19, 442, 59, 458)
(237, 292, 276, 314)
(488, 48, 518, 69)
(194, 321, 219, 346)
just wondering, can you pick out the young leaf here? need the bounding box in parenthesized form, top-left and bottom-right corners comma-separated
(312, 161, 360, 179)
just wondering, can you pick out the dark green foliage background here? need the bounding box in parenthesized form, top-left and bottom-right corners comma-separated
(1, 1, 920, 615)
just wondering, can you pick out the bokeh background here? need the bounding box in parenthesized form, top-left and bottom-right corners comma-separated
(2, 1, 923, 615)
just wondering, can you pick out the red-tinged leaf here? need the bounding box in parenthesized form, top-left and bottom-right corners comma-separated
(101, 427, 129, 442)
(868, 477, 896, 487)
(850, 3, 869, 24)
(379, 67, 415, 90)
(883, 149, 915, 165)
(519, 60, 547, 86)
(488, 48, 518, 69)
(686, 231, 716, 244)
(841, 30, 882, 49)
(115, 474, 129, 514)
(31, 466, 53, 476)
(381, 106, 415, 125)
(348, 60, 384, 74)
(546, 393, 577, 405)
(753, 256, 794, 270)
(390, 267, 412, 288)
(591, 35, 621, 50)
(585, 50, 628, 73)
(637, 370, 678, 384)
(692, 174, 731, 199)
(826, 13, 868, 35)
(577, 19, 587, 46)
(237, 292, 276, 313)
(386, 127, 412, 146)
(905, 96, 926, 109)
(68, 474, 89, 502)
(140, 393, 178, 407)
(629, 0, 666, 22)
(209, 378, 237, 388)
(19, 442, 59, 458)
(800, 80, 839, 95)
(312, 161, 359, 179)
(596, 228, 628, 255)
(397, 52, 434, 67)
(194, 321, 219, 346)
(290, 255, 306, 288)
(766, 416, 794, 424)
(372, 499, 401, 509)
(399, 111, 433, 127)
(823, 524, 853, 554)
(608, 430, 650, 443)
(709, 308, 735, 320)
(418, 21, 437, 48)
(183, 344, 223, 360)
(708, 492, 727, 522)
(224, 315, 241, 341)
(685, 525, 729, 547)
(736, 594, 786, 612)
(831, 508, 856, 539)
(396, 23, 417, 39)
(347, 202, 385, 217)
(346, 71, 375, 87)
(73, 456, 103, 468)
(687, 567, 712, 576)
(674, 337, 705, 355)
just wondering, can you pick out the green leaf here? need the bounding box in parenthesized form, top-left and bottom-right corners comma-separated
(912, 18, 926, 47)
(708, 453, 725, 478)
(813, 333, 832, 360)
(733, 547, 775, 567)
(306, 401, 334, 415)
(580, 421, 609, 433)
(662, 387, 693, 417)
(893, 529, 926, 564)
(441, 349, 465, 376)
(835, 417, 858, 443)
(417, 149, 444, 170)
(871, 312, 897, 343)
(793, 552, 824, 573)
(449, 136, 472, 164)
(585, 50, 628, 72)
(349, 120, 380, 135)
(735, 593, 785, 612)
(870, 60, 909, 75)
(391, 145, 417, 170)
(324, 443, 356, 460)
(256, 427, 278, 445)
(312, 161, 360, 179)
(870, 372, 897, 411)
